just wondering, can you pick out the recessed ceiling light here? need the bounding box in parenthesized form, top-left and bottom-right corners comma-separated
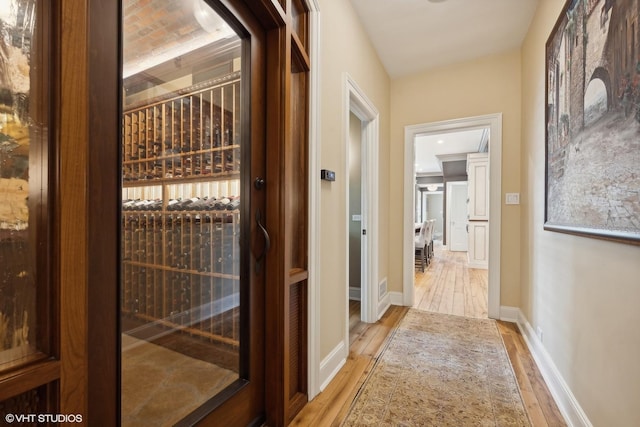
(437, 139, 444, 144)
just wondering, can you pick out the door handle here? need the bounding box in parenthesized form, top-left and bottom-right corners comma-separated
(255, 208, 270, 273)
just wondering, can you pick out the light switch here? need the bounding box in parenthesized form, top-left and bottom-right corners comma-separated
(505, 193, 520, 205)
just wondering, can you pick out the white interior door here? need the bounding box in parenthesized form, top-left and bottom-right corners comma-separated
(448, 182, 469, 252)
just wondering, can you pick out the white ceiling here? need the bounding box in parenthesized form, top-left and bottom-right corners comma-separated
(415, 128, 486, 174)
(348, 0, 538, 174)
(349, 0, 539, 78)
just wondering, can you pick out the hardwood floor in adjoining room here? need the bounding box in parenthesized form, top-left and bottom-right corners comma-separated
(413, 241, 488, 318)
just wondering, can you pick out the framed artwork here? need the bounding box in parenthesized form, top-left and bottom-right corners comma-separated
(545, 0, 640, 245)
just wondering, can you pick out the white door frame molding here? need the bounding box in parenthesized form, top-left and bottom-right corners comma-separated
(307, 0, 321, 399)
(403, 113, 502, 319)
(344, 73, 380, 329)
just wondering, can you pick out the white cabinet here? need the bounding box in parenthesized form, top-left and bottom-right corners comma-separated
(467, 153, 489, 269)
(467, 221, 489, 269)
(467, 153, 489, 220)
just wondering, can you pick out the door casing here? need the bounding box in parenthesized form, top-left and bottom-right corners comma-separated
(343, 73, 381, 331)
(403, 113, 502, 319)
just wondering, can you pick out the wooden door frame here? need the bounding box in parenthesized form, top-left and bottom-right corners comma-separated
(180, 1, 269, 424)
(56, 0, 312, 423)
(1, 0, 310, 425)
(58, 0, 293, 424)
(0, 0, 60, 410)
(262, 0, 312, 421)
(57, 0, 120, 423)
(0, 0, 120, 419)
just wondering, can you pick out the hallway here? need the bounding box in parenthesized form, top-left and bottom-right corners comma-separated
(291, 244, 566, 426)
(412, 242, 566, 426)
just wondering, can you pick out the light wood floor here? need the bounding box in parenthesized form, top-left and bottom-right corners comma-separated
(414, 242, 488, 318)
(291, 244, 566, 427)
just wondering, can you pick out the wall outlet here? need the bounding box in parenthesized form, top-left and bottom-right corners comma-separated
(536, 326, 543, 342)
(505, 193, 520, 205)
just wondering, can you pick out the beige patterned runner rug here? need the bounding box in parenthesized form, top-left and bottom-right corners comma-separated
(342, 309, 531, 426)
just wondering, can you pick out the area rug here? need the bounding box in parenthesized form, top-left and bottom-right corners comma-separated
(342, 309, 531, 426)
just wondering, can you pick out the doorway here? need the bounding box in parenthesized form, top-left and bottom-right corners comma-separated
(403, 114, 502, 319)
(119, 1, 267, 425)
(2, 0, 310, 424)
(348, 112, 363, 310)
(344, 73, 380, 332)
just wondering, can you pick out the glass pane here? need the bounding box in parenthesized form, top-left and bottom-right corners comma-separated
(0, 0, 49, 369)
(121, 1, 243, 424)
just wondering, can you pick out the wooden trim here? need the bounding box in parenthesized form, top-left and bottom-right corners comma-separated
(0, 360, 61, 402)
(247, 0, 287, 29)
(58, 0, 89, 418)
(182, 1, 268, 424)
(34, 0, 56, 362)
(86, 0, 120, 424)
(289, 268, 309, 284)
(291, 31, 310, 72)
(264, 25, 288, 426)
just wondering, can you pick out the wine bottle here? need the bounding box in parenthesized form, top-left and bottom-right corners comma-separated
(214, 197, 231, 210)
(214, 123, 221, 147)
(123, 199, 137, 210)
(204, 197, 218, 210)
(190, 197, 209, 211)
(226, 197, 240, 210)
(176, 198, 195, 211)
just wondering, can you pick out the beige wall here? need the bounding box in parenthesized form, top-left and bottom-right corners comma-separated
(317, 0, 390, 358)
(389, 50, 523, 306)
(521, 1, 640, 425)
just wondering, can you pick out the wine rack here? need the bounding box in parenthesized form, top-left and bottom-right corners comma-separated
(122, 73, 241, 183)
(121, 74, 242, 348)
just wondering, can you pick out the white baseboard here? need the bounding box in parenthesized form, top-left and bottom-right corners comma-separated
(516, 310, 593, 427)
(377, 293, 391, 320)
(319, 340, 347, 392)
(349, 286, 361, 301)
(468, 261, 488, 269)
(389, 291, 404, 306)
(499, 305, 520, 323)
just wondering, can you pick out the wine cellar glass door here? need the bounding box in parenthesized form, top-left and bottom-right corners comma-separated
(120, 1, 266, 425)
